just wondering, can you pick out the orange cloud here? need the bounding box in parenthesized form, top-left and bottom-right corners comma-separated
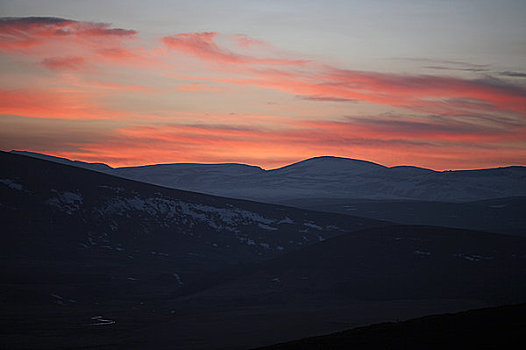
(0, 87, 152, 120)
(162, 32, 307, 66)
(302, 118, 526, 144)
(0, 88, 109, 120)
(0, 16, 147, 71)
(0, 17, 136, 50)
(31, 117, 521, 170)
(193, 66, 526, 117)
(229, 34, 266, 48)
(163, 32, 526, 117)
(40, 56, 86, 71)
(177, 82, 221, 92)
(323, 68, 526, 114)
(1, 21, 525, 170)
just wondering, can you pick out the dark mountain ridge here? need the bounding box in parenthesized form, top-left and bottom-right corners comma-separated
(256, 303, 526, 349)
(11, 150, 526, 202)
(10, 150, 526, 237)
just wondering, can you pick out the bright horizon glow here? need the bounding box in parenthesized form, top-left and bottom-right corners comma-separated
(1, 1, 525, 171)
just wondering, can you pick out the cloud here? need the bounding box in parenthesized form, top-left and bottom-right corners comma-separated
(500, 71, 526, 78)
(4, 19, 523, 117)
(21, 115, 521, 170)
(240, 67, 526, 115)
(299, 95, 356, 102)
(40, 56, 86, 71)
(173, 63, 526, 116)
(0, 17, 136, 50)
(0, 87, 148, 120)
(0, 16, 150, 73)
(1, 22, 525, 170)
(341, 116, 526, 143)
(0, 88, 104, 120)
(396, 57, 490, 71)
(177, 83, 220, 92)
(162, 32, 307, 66)
(230, 34, 266, 48)
(0, 114, 115, 154)
(423, 65, 488, 72)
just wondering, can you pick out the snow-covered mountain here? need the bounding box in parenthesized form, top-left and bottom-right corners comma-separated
(1, 151, 383, 275)
(3, 151, 526, 349)
(11, 150, 526, 202)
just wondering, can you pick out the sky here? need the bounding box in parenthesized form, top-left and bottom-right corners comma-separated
(1, 0, 525, 170)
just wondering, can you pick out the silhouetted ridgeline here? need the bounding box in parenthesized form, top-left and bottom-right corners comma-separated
(256, 303, 526, 349)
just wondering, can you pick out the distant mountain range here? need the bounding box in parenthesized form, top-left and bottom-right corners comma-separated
(2, 150, 526, 349)
(2, 151, 382, 270)
(10, 150, 526, 236)
(11, 150, 526, 202)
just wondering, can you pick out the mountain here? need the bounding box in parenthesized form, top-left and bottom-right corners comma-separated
(2, 151, 526, 348)
(279, 197, 526, 236)
(268, 156, 386, 176)
(0, 150, 390, 349)
(113, 159, 524, 202)
(1, 150, 383, 274)
(142, 224, 526, 348)
(256, 303, 526, 349)
(203, 224, 526, 303)
(10, 150, 113, 172)
(9, 151, 526, 236)
(11, 151, 526, 202)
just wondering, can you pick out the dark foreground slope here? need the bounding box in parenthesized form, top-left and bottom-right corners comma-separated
(198, 225, 526, 303)
(155, 225, 526, 348)
(257, 303, 526, 349)
(2, 151, 526, 349)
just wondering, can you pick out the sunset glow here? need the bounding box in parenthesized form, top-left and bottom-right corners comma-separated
(1, 1, 525, 170)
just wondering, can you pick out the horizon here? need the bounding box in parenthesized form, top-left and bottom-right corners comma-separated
(1, 1, 526, 170)
(9, 149, 526, 172)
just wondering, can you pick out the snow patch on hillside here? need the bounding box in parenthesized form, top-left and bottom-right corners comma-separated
(414, 250, 431, 256)
(47, 190, 83, 214)
(258, 223, 278, 231)
(277, 217, 294, 224)
(304, 222, 323, 230)
(454, 253, 494, 262)
(0, 178, 24, 191)
(92, 194, 302, 250)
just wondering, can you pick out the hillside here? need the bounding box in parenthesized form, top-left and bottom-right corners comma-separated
(257, 303, 526, 349)
(2, 151, 526, 349)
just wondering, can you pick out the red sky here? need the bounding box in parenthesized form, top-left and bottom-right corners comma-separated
(1, 7, 525, 170)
